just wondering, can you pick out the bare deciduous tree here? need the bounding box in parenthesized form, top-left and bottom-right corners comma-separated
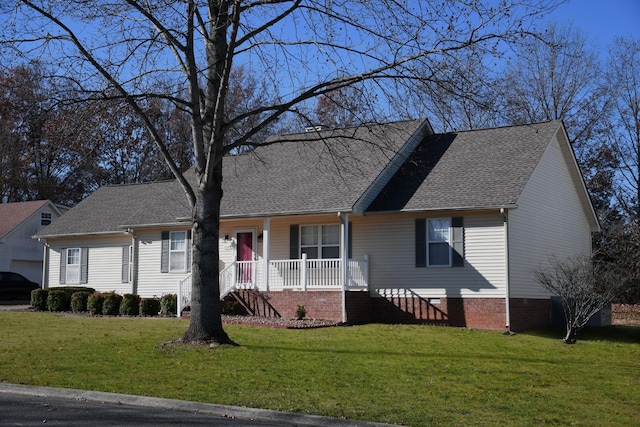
(1, 0, 561, 345)
(535, 255, 624, 344)
(606, 36, 640, 223)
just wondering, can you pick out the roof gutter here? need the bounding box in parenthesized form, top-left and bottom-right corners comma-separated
(363, 204, 518, 216)
(220, 208, 355, 220)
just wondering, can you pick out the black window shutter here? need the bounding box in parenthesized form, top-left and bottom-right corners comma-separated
(121, 246, 130, 283)
(186, 230, 192, 273)
(289, 225, 299, 259)
(80, 248, 88, 284)
(59, 248, 67, 284)
(451, 216, 464, 267)
(161, 231, 169, 273)
(415, 219, 427, 267)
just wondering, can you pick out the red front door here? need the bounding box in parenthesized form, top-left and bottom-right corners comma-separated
(236, 232, 253, 283)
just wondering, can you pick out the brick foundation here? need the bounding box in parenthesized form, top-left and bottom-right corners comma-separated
(233, 290, 370, 324)
(225, 290, 551, 331)
(371, 296, 551, 331)
(509, 298, 551, 330)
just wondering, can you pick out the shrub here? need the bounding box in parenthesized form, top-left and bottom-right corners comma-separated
(102, 292, 123, 316)
(296, 305, 307, 320)
(47, 289, 70, 312)
(70, 291, 91, 313)
(87, 292, 105, 315)
(51, 286, 95, 300)
(140, 298, 160, 316)
(222, 300, 241, 315)
(30, 289, 49, 311)
(120, 293, 141, 316)
(160, 294, 177, 316)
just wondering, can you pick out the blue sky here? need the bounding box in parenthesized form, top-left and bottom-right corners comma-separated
(545, 0, 639, 53)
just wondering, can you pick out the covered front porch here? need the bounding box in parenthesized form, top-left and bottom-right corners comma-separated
(178, 215, 369, 317)
(177, 256, 369, 317)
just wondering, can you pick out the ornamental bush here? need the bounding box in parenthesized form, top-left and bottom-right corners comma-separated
(120, 293, 140, 316)
(31, 289, 49, 311)
(70, 291, 91, 313)
(102, 292, 122, 316)
(139, 298, 160, 316)
(87, 292, 105, 315)
(47, 289, 70, 312)
(160, 294, 177, 316)
(51, 286, 95, 300)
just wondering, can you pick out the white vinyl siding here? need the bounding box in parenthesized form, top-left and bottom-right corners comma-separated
(47, 236, 133, 295)
(357, 212, 506, 299)
(509, 133, 594, 299)
(136, 229, 191, 297)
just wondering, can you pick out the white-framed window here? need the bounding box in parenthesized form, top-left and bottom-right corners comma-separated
(300, 224, 340, 259)
(416, 217, 464, 268)
(66, 247, 81, 283)
(169, 231, 187, 272)
(428, 218, 451, 266)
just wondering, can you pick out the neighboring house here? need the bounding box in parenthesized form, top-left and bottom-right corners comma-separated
(0, 200, 65, 284)
(35, 119, 599, 331)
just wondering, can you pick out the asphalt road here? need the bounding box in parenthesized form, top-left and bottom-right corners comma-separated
(0, 392, 280, 426)
(0, 384, 398, 427)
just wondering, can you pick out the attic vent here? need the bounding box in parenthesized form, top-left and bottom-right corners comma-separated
(304, 125, 329, 132)
(41, 212, 52, 226)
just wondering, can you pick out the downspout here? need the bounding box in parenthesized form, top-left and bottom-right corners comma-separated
(500, 208, 512, 333)
(40, 240, 49, 289)
(125, 229, 137, 294)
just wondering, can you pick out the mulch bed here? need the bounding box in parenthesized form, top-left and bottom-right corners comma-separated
(220, 314, 340, 329)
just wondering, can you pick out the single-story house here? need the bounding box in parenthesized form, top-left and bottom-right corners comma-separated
(35, 119, 599, 331)
(0, 200, 65, 284)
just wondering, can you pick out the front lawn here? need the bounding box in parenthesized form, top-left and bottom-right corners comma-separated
(0, 312, 638, 426)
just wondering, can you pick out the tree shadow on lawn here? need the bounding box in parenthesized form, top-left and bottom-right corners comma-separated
(522, 325, 640, 344)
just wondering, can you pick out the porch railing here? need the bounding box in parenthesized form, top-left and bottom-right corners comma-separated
(177, 255, 369, 317)
(266, 255, 369, 291)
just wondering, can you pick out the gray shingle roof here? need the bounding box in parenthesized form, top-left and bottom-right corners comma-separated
(220, 120, 424, 217)
(36, 120, 423, 237)
(36, 179, 190, 237)
(36, 120, 567, 238)
(368, 120, 562, 212)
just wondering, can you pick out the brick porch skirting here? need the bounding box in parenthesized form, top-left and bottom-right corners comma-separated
(370, 295, 551, 331)
(231, 290, 551, 331)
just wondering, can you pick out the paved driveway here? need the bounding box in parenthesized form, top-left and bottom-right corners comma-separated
(0, 302, 30, 311)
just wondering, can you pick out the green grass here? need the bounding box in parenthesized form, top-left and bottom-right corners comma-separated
(1, 312, 638, 426)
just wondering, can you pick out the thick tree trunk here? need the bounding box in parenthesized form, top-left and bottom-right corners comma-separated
(180, 168, 234, 345)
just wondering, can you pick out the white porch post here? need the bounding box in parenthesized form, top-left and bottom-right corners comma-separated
(262, 217, 270, 291)
(301, 253, 307, 291)
(177, 279, 182, 318)
(340, 213, 349, 323)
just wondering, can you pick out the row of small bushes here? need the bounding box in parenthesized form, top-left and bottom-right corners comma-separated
(31, 288, 177, 317)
